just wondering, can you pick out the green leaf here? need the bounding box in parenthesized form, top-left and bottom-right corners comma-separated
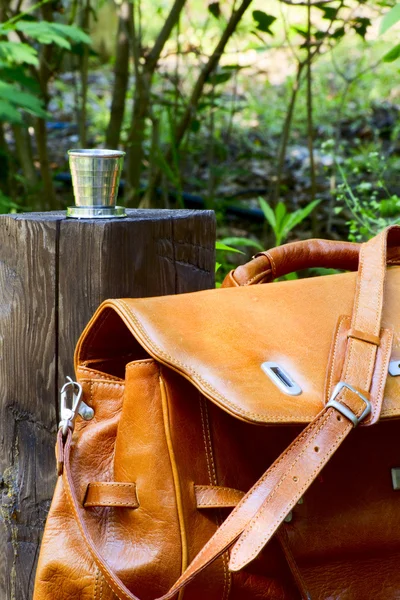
(14, 21, 91, 49)
(208, 70, 233, 86)
(50, 23, 91, 45)
(351, 17, 371, 38)
(0, 99, 23, 123)
(380, 3, 400, 35)
(293, 26, 308, 39)
(282, 200, 320, 237)
(0, 41, 38, 66)
(215, 242, 243, 254)
(220, 237, 264, 252)
(383, 43, 400, 62)
(331, 26, 345, 39)
(0, 66, 39, 93)
(275, 202, 287, 231)
(259, 197, 276, 229)
(0, 80, 47, 117)
(252, 10, 276, 35)
(208, 1, 220, 18)
(317, 6, 339, 21)
(284, 272, 299, 281)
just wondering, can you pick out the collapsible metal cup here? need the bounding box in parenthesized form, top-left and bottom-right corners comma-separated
(67, 149, 126, 219)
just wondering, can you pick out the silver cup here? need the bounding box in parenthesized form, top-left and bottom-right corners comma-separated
(67, 149, 126, 219)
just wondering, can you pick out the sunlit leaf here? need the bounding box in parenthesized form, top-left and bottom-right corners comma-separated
(0, 42, 38, 66)
(14, 21, 91, 49)
(292, 26, 308, 38)
(50, 23, 91, 45)
(259, 197, 276, 229)
(383, 43, 400, 62)
(380, 3, 400, 35)
(215, 242, 244, 254)
(282, 200, 320, 238)
(219, 237, 264, 252)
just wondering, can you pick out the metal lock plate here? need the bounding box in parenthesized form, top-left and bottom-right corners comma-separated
(389, 360, 400, 377)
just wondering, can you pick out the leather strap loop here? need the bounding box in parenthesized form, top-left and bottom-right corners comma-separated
(82, 482, 244, 510)
(195, 485, 245, 509)
(347, 329, 381, 346)
(84, 482, 139, 508)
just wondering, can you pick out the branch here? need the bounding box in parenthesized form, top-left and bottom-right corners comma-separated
(174, 0, 253, 146)
(142, 0, 253, 206)
(145, 0, 187, 74)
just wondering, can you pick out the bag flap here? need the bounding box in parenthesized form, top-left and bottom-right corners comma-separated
(76, 267, 400, 425)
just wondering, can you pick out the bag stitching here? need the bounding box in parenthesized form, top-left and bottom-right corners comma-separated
(199, 397, 231, 600)
(326, 315, 349, 402)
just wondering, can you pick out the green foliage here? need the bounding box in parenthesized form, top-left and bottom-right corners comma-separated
(11, 21, 91, 50)
(335, 153, 400, 242)
(380, 3, 400, 35)
(0, 190, 22, 214)
(380, 3, 400, 62)
(217, 237, 264, 252)
(208, 2, 220, 19)
(383, 43, 400, 62)
(252, 10, 276, 35)
(0, 81, 47, 123)
(215, 241, 245, 253)
(259, 197, 320, 246)
(215, 241, 245, 285)
(0, 42, 38, 66)
(0, 11, 91, 124)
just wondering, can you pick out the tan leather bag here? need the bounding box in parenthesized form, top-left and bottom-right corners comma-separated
(34, 226, 400, 600)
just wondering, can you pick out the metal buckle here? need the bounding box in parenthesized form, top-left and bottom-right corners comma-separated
(326, 381, 371, 427)
(59, 377, 83, 436)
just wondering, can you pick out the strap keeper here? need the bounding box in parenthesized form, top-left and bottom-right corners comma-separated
(347, 329, 381, 347)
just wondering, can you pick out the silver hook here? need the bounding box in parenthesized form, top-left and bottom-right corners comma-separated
(59, 377, 83, 436)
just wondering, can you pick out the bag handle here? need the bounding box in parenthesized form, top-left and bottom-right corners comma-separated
(59, 227, 399, 600)
(222, 237, 400, 288)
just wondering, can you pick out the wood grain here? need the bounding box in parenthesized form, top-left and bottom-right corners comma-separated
(0, 209, 216, 600)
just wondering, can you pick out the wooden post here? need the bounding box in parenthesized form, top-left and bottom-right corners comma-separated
(0, 209, 216, 600)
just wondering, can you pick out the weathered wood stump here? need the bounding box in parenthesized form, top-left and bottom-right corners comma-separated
(0, 209, 216, 600)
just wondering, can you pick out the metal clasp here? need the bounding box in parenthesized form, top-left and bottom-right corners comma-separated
(59, 377, 83, 436)
(326, 381, 371, 427)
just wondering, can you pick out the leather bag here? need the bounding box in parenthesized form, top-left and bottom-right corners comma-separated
(34, 226, 400, 600)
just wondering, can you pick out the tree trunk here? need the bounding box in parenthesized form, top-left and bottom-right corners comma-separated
(34, 118, 57, 210)
(78, 0, 90, 148)
(105, 0, 132, 149)
(125, 0, 187, 205)
(33, 1, 56, 209)
(12, 125, 37, 188)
